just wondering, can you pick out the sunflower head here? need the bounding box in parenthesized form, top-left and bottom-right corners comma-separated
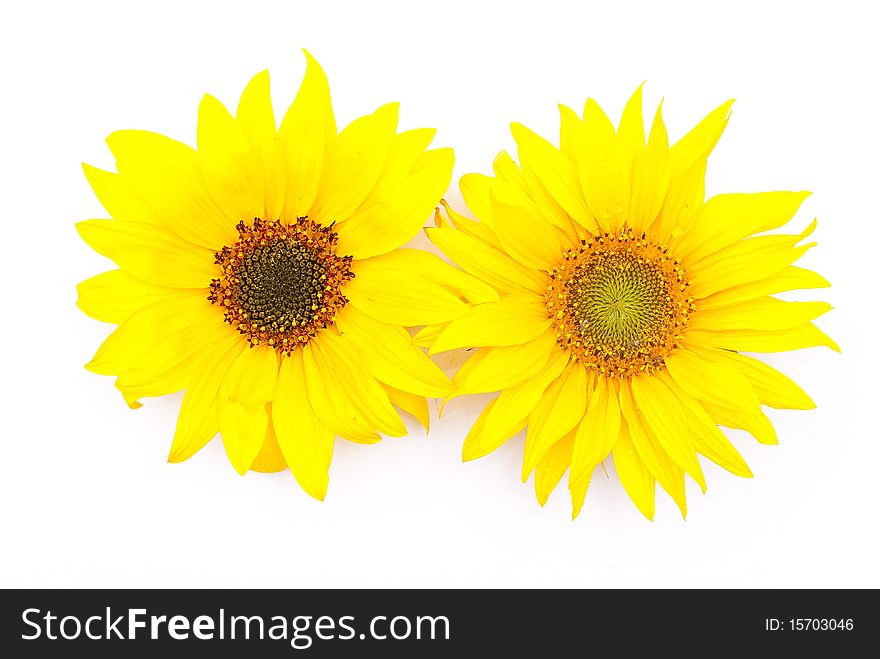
(546, 228, 694, 378)
(429, 86, 837, 520)
(76, 52, 478, 500)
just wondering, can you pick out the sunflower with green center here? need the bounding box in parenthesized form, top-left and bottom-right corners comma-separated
(426, 87, 837, 519)
(76, 52, 490, 500)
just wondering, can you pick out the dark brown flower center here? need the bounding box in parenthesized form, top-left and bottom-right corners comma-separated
(209, 217, 353, 353)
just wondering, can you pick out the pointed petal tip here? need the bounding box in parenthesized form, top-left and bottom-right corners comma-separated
(166, 448, 190, 465)
(461, 448, 479, 462)
(301, 48, 318, 64)
(246, 69, 270, 84)
(304, 484, 328, 502)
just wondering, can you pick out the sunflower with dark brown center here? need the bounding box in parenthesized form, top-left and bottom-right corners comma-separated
(76, 52, 482, 500)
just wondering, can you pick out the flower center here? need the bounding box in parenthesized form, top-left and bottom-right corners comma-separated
(546, 229, 694, 377)
(209, 217, 353, 353)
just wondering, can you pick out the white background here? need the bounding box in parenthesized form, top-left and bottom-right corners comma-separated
(1, 0, 876, 588)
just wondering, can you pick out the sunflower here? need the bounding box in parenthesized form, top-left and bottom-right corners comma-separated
(426, 87, 837, 519)
(75, 52, 483, 500)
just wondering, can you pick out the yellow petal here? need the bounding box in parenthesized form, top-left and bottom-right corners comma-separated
(490, 193, 569, 271)
(534, 431, 575, 506)
(339, 137, 454, 259)
(619, 383, 687, 517)
(82, 164, 159, 225)
(218, 345, 279, 475)
(197, 94, 266, 221)
(312, 332, 407, 438)
(77, 269, 180, 324)
(310, 103, 399, 223)
(430, 294, 552, 354)
(462, 349, 569, 460)
(451, 329, 557, 396)
(612, 423, 656, 520)
(76, 219, 216, 289)
(491, 152, 541, 218)
(689, 297, 832, 333)
(461, 399, 503, 461)
(522, 363, 589, 480)
(675, 191, 810, 264)
(383, 384, 430, 432)
(630, 375, 706, 492)
(654, 156, 706, 245)
(660, 372, 752, 478)
(689, 222, 818, 299)
(559, 104, 588, 173)
(337, 147, 454, 259)
(617, 84, 646, 174)
(335, 304, 452, 397)
(354, 128, 436, 201)
(301, 342, 380, 442)
(273, 351, 334, 500)
(249, 421, 289, 473)
(460, 173, 496, 227)
(521, 155, 581, 236)
(569, 474, 591, 520)
(703, 402, 778, 445)
(685, 322, 839, 353)
(115, 311, 239, 402)
(85, 294, 218, 376)
(579, 98, 629, 233)
(436, 199, 503, 250)
(664, 347, 761, 413)
(236, 70, 286, 221)
(104, 130, 237, 248)
(351, 248, 498, 305)
(628, 103, 670, 234)
(346, 263, 469, 327)
(426, 226, 548, 295)
(697, 266, 830, 310)
(278, 50, 335, 218)
(685, 345, 815, 410)
(570, 376, 621, 485)
(168, 339, 245, 463)
(669, 99, 734, 177)
(510, 122, 592, 229)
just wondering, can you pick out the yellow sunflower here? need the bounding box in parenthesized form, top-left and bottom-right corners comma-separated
(426, 87, 837, 519)
(76, 52, 485, 500)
